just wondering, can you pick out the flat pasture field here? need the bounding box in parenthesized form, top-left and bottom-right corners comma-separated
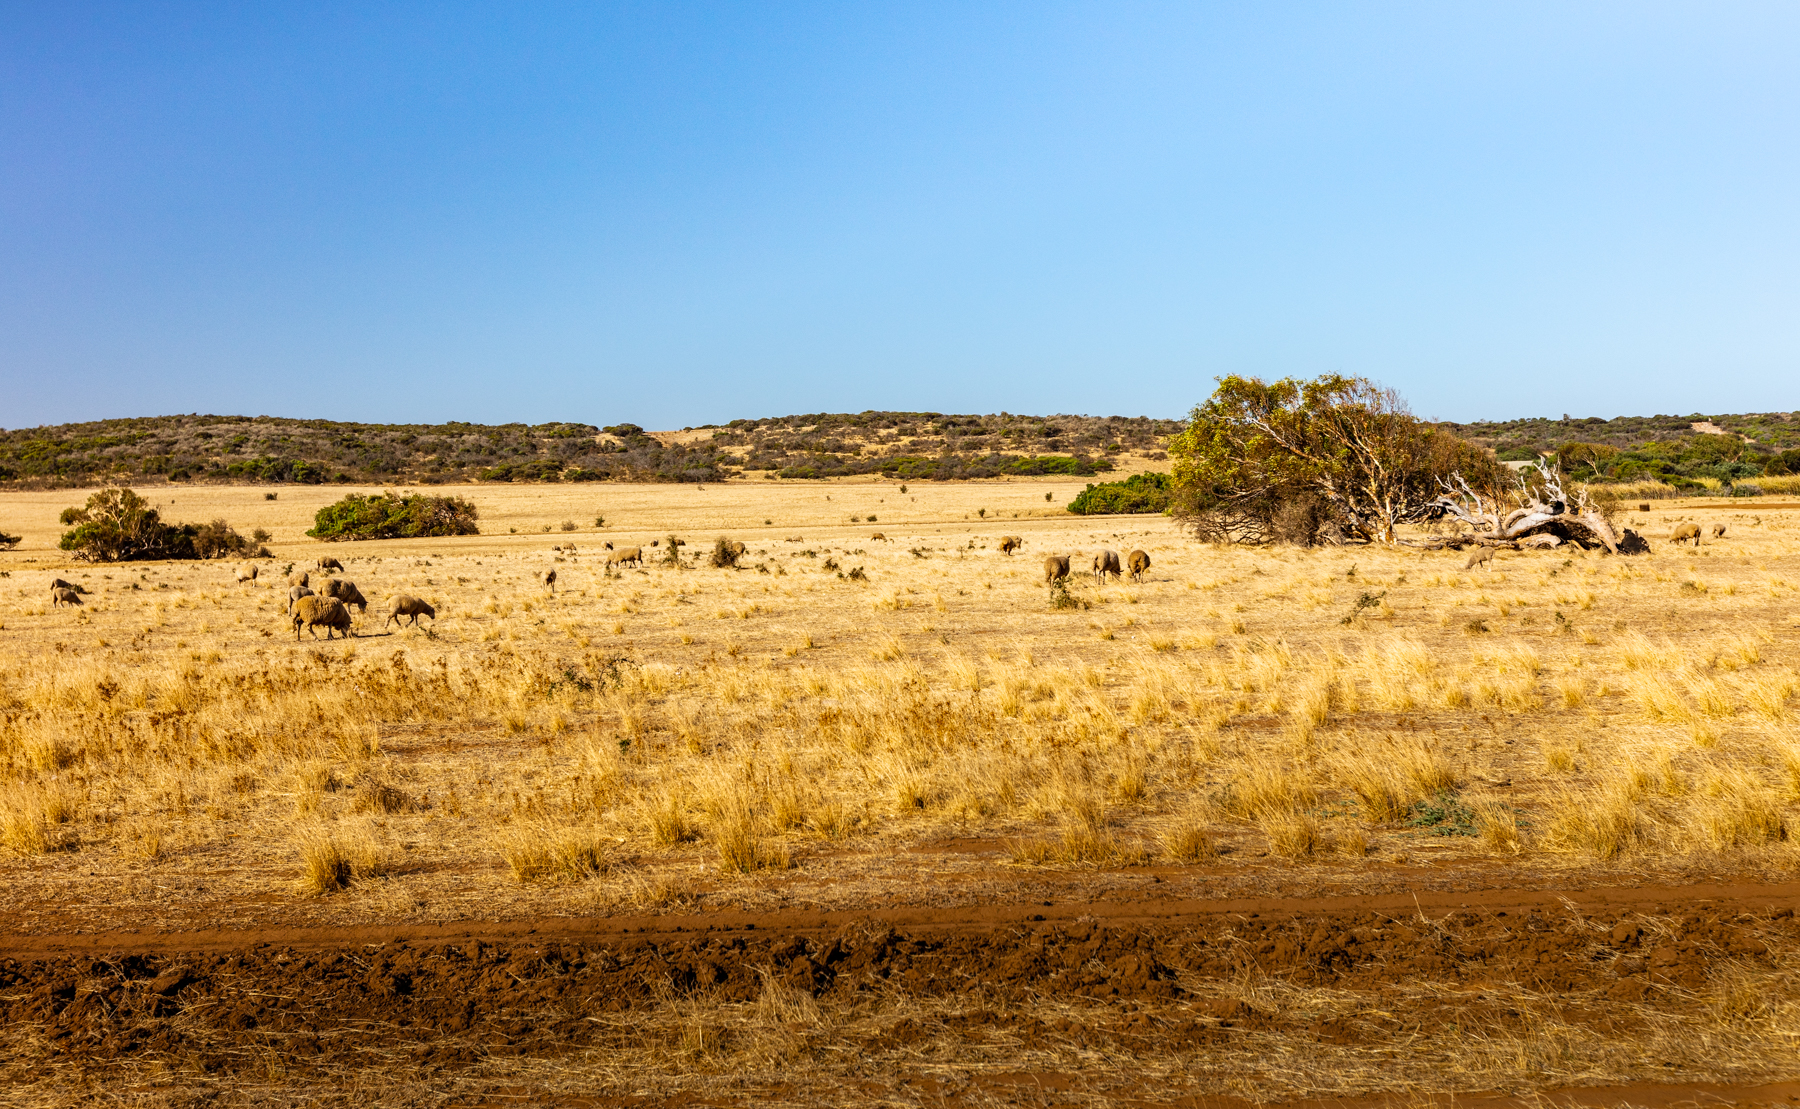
(2, 481, 1799, 1107)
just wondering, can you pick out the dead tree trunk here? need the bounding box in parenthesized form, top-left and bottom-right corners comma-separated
(1427, 460, 1620, 553)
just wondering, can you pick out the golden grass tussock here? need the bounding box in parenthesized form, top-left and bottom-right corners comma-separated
(498, 824, 611, 882)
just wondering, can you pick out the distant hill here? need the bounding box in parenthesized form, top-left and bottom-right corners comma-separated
(1441, 411, 1800, 490)
(0, 411, 1181, 489)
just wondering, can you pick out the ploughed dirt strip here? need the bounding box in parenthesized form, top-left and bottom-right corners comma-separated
(3, 884, 1799, 1107)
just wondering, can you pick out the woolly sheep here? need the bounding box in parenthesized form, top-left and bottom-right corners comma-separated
(999, 536, 1023, 556)
(319, 577, 367, 613)
(235, 562, 258, 583)
(50, 578, 78, 592)
(543, 568, 557, 593)
(1092, 549, 1122, 584)
(51, 586, 82, 607)
(1127, 549, 1150, 583)
(1668, 523, 1701, 546)
(385, 595, 436, 628)
(288, 570, 310, 588)
(1043, 554, 1071, 583)
(1463, 547, 1494, 571)
(1711, 523, 1727, 539)
(316, 556, 343, 572)
(607, 547, 643, 568)
(291, 595, 351, 640)
(287, 584, 315, 613)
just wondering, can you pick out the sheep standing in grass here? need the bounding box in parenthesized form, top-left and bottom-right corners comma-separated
(1092, 549, 1122, 584)
(1044, 554, 1071, 583)
(1711, 523, 1727, 539)
(317, 556, 343, 572)
(319, 578, 367, 614)
(870, 532, 888, 542)
(999, 536, 1023, 555)
(1463, 547, 1494, 571)
(607, 547, 642, 568)
(50, 578, 79, 592)
(1127, 549, 1150, 583)
(385, 595, 436, 628)
(288, 584, 315, 613)
(291, 595, 352, 640)
(51, 586, 82, 607)
(288, 570, 310, 588)
(542, 568, 557, 593)
(1669, 523, 1701, 546)
(235, 562, 258, 583)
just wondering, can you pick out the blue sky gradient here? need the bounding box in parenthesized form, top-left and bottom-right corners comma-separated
(3, 3, 1796, 428)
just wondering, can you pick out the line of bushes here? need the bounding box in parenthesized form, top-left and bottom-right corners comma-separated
(1066, 472, 1171, 515)
(307, 492, 481, 542)
(57, 488, 269, 562)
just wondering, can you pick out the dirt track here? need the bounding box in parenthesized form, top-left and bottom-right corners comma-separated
(5, 883, 1800, 1107)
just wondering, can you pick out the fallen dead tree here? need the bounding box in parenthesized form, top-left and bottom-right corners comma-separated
(1418, 460, 1645, 554)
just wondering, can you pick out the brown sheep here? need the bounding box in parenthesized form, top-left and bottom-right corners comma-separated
(1463, 547, 1494, 571)
(319, 577, 368, 613)
(1044, 554, 1071, 583)
(51, 586, 83, 607)
(1092, 549, 1122, 584)
(1668, 523, 1702, 546)
(235, 562, 258, 583)
(1711, 523, 1727, 539)
(291, 595, 352, 640)
(607, 547, 643, 568)
(870, 532, 888, 542)
(50, 578, 78, 591)
(1127, 549, 1150, 582)
(385, 594, 436, 628)
(287, 584, 315, 613)
(288, 570, 310, 588)
(999, 536, 1022, 555)
(543, 568, 557, 593)
(316, 556, 343, 572)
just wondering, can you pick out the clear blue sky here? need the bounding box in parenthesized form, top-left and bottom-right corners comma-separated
(3, 3, 1796, 430)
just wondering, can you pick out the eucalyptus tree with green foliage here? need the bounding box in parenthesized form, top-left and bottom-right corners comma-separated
(1168, 375, 1502, 545)
(57, 487, 204, 561)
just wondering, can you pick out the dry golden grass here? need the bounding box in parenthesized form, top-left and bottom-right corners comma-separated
(0, 482, 1796, 928)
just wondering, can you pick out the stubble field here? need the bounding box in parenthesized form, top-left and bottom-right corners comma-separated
(1, 480, 1798, 1107)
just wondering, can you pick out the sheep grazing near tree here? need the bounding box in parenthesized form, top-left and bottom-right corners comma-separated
(319, 577, 368, 613)
(1463, 547, 1494, 571)
(291, 595, 352, 640)
(1043, 555, 1071, 583)
(385, 595, 436, 628)
(1668, 523, 1701, 546)
(51, 586, 83, 607)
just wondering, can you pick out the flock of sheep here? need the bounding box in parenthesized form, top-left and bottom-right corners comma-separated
(1039, 545, 1151, 585)
(234, 558, 436, 640)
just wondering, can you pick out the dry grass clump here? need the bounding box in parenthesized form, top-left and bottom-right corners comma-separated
(297, 825, 388, 894)
(498, 824, 611, 882)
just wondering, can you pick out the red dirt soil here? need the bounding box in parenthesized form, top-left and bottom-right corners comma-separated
(4, 883, 1800, 1105)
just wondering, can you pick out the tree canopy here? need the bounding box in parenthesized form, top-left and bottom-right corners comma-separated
(1168, 375, 1504, 544)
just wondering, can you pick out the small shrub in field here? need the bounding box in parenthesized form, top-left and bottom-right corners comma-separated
(560, 519, 578, 532)
(298, 831, 353, 894)
(710, 536, 744, 568)
(0, 531, 20, 550)
(1160, 819, 1216, 861)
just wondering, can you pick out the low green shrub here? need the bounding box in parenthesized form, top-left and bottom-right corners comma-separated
(1066, 471, 1171, 515)
(307, 492, 480, 542)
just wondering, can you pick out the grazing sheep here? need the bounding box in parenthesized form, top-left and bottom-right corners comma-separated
(607, 547, 643, 568)
(1463, 547, 1494, 571)
(291, 595, 352, 640)
(1711, 523, 1727, 539)
(316, 556, 343, 572)
(1668, 523, 1702, 546)
(542, 568, 557, 593)
(51, 586, 82, 607)
(319, 577, 367, 613)
(1044, 554, 1071, 583)
(1092, 549, 1123, 584)
(287, 584, 315, 613)
(870, 532, 888, 542)
(235, 562, 258, 583)
(1127, 549, 1150, 583)
(728, 540, 747, 558)
(50, 578, 78, 592)
(385, 595, 436, 628)
(604, 542, 614, 550)
(288, 570, 310, 588)
(999, 536, 1023, 556)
